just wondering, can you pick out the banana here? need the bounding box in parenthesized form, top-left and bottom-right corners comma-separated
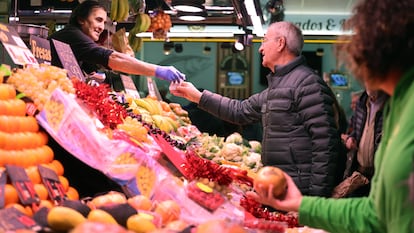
(116, 0, 124, 22)
(152, 115, 173, 132)
(164, 116, 179, 132)
(134, 98, 154, 114)
(121, 0, 130, 22)
(134, 12, 142, 32)
(144, 98, 162, 115)
(110, 0, 119, 21)
(139, 13, 151, 32)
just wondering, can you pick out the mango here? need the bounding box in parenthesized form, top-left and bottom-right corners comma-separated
(47, 206, 86, 231)
(98, 203, 137, 227)
(87, 209, 118, 224)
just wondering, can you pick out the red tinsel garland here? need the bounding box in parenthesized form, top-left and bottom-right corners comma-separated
(72, 80, 127, 129)
(183, 149, 299, 228)
(183, 149, 253, 186)
(240, 195, 299, 228)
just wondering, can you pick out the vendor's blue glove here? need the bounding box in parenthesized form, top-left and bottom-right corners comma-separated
(155, 66, 186, 83)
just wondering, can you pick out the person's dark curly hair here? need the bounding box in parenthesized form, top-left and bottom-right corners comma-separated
(69, 0, 106, 27)
(335, 0, 414, 88)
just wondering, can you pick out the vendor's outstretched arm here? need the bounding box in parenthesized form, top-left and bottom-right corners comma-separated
(108, 51, 185, 83)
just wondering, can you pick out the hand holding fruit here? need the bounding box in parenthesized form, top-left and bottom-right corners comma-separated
(246, 166, 303, 212)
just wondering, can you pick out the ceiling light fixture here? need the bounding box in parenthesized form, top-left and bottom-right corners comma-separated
(172, 0, 205, 13)
(163, 41, 175, 55)
(233, 41, 245, 51)
(177, 11, 207, 21)
(316, 48, 324, 56)
(175, 43, 183, 53)
(203, 45, 211, 54)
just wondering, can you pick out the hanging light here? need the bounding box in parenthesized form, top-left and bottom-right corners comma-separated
(203, 45, 211, 54)
(316, 48, 324, 56)
(163, 41, 175, 55)
(172, 0, 205, 12)
(174, 43, 183, 53)
(177, 11, 207, 21)
(234, 41, 245, 51)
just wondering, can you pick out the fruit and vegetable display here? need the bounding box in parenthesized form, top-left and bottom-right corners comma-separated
(0, 64, 331, 233)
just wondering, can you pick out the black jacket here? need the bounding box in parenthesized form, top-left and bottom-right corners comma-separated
(199, 56, 342, 197)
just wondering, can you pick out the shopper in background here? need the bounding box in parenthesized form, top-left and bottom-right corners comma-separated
(170, 21, 345, 197)
(341, 90, 362, 141)
(333, 89, 389, 198)
(247, 0, 414, 232)
(49, 0, 185, 83)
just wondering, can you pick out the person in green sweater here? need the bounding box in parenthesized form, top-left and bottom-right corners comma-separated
(247, 0, 414, 232)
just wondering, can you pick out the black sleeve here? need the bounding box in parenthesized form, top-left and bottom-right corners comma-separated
(49, 26, 114, 70)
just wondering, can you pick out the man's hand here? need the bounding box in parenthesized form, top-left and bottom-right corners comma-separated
(169, 81, 202, 104)
(246, 171, 303, 213)
(155, 66, 186, 83)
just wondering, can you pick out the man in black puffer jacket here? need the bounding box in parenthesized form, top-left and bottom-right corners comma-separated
(170, 21, 345, 197)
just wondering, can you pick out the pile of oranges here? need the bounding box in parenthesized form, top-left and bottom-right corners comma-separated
(0, 82, 79, 216)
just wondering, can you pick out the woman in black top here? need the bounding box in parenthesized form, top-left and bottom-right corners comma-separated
(49, 0, 185, 83)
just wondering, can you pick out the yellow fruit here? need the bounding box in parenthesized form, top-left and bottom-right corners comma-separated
(154, 200, 180, 225)
(165, 220, 189, 232)
(196, 219, 248, 233)
(90, 191, 127, 208)
(47, 206, 86, 231)
(87, 209, 118, 225)
(127, 214, 157, 233)
(127, 195, 153, 211)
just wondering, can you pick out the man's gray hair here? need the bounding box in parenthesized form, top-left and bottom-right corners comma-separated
(269, 21, 304, 56)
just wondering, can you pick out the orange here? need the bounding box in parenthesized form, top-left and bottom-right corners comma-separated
(38, 145, 54, 164)
(58, 175, 69, 192)
(37, 199, 54, 209)
(26, 166, 42, 184)
(51, 160, 64, 176)
(5, 184, 19, 205)
(34, 183, 49, 200)
(6, 203, 33, 217)
(66, 186, 80, 200)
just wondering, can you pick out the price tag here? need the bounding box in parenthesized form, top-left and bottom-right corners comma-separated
(38, 165, 67, 205)
(0, 207, 41, 232)
(0, 23, 38, 66)
(29, 35, 51, 64)
(146, 77, 162, 101)
(5, 165, 40, 205)
(120, 74, 140, 99)
(0, 170, 7, 208)
(52, 39, 86, 81)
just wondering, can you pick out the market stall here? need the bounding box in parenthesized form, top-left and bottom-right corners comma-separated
(0, 22, 328, 233)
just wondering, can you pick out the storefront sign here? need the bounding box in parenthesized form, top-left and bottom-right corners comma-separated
(284, 14, 352, 35)
(29, 35, 51, 64)
(52, 39, 85, 81)
(0, 23, 38, 66)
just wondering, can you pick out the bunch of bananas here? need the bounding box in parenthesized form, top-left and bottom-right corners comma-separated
(128, 13, 151, 52)
(110, 0, 130, 22)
